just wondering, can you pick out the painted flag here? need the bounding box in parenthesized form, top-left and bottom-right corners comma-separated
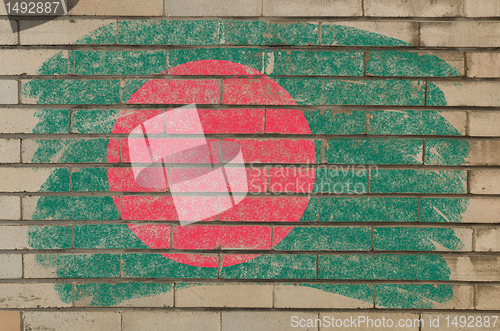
(22, 19, 471, 309)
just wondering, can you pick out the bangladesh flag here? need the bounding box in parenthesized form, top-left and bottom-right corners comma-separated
(23, 19, 470, 309)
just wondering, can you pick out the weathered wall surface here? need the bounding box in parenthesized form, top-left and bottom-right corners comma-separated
(1, 0, 500, 330)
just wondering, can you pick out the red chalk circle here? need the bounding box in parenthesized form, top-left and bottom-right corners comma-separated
(106, 61, 316, 267)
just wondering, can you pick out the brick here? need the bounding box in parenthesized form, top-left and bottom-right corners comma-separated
(0, 50, 68, 75)
(0, 80, 18, 104)
(123, 311, 220, 331)
(273, 226, 371, 251)
(476, 228, 500, 252)
(419, 255, 500, 281)
(0, 168, 69, 192)
(321, 21, 418, 46)
(75, 224, 168, 249)
(367, 110, 466, 135)
(319, 312, 420, 330)
(122, 253, 218, 278)
(224, 312, 318, 331)
(176, 283, 273, 307)
(220, 197, 317, 222)
(70, 50, 166, 75)
(467, 52, 500, 78)
(166, 0, 261, 16)
(274, 284, 373, 308)
(0, 284, 72, 308)
(70, 0, 162, 15)
(23, 196, 119, 221)
(319, 197, 418, 222)
(428, 81, 500, 107)
(173, 225, 271, 250)
(374, 227, 472, 252)
(23, 312, 121, 331)
(125, 79, 219, 104)
(421, 313, 500, 330)
(323, 79, 425, 106)
(465, 0, 500, 17)
(313, 167, 368, 194)
(319, 254, 417, 280)
(220, 20, 319, 46)
(22, 79, 120, 105)
(20, 19, 116, 45)
(366, 51, 464, 77)
(74, 282, 174, 307)
(0, 109, 69, 134)
(0, 196, 21, 220)
(0, 226, 70, 249)
(426, 139, 500, 166)
(471, 170, 500, 194)
(276, 109, 365, 135)
(476, 285, 500, 310)
(221, 254, 317, 279)
(223, 139, 317, 163)
(263, 0, 362, 16)
(326, 138, 423, 164)
(421, 22, 500, 47)
(223, 77, 321, 105)
(421, 198, 500, 223)
(370, 169, 467, 194)
(168, 48, 265, 73)
(118, 20, 219, 45)
(0, 255, 22, 278)
(0, 139, 20, 163)
(365, 0, 463, 17)
(22, 139, 109, 163)
(265, 50, 364, 76)
(0, 20, 17, 45)
(470, 111, 500, 136)
(24, 254, 121, 278)
(0, 311, 20, 331)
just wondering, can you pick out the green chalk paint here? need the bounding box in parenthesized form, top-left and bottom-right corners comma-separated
(420, 198, 469, 223)
(274, 227, 371, 251)
(321, 24, 412, 47)
(35, 254, 121, 278)
(220, 20, 319, 46)
(122, 254, 218, 279)
(71, 110, 121, 134)
(31, 196, 119, 221)
(29, 139, 109, 163)
(319, 197, 418, 222)
(23, 79, 120, 105)
(374, 227, 464, 251)
(375, 284, 454, 309)
(304, 110, 366, 135)
(71, 168, 109, 192)
(367, 110, 463, 136)
(74, 225, 149, 249)
(366, 51, 461, 77)
(370, 169, 467, 194)
(28, 226, 72, 249)
(119, 20, 219, 45)
(425, 139, 470, 165)
(70, 51, 167, 75)
(221, 254, 317, 279)
(39, 168, 70, 192)
(33, 109, 70, 134)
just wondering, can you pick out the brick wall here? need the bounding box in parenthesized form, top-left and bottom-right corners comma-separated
(1, 0, 500, 330)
